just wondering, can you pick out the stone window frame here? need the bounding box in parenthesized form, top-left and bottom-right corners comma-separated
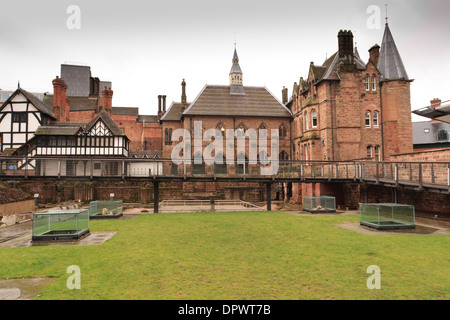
(374, 145, 381, 161)
(371, 74, 377, 91)
(365, 74, 370, 91)
(366, 145, 373, 159)
(365, 111, 371, 128)
(373, 111, 379, 128)
(311, 109, 318, 128)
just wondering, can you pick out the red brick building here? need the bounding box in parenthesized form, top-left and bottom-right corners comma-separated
(287, 23, 413, 162)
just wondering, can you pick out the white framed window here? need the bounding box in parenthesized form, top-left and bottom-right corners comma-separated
(365, 111, 371, 128)
(311, 109, 317, 128)
(365, 75, 370, 91)
(372, 75, 376, 91)
(373, 111, 379, 128)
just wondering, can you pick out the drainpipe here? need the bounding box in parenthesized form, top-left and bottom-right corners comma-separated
(329, 82, 335, 161)
(379, 81, 385, 161)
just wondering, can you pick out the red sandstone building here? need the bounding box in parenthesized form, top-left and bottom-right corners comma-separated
(287, 23, 413, 162)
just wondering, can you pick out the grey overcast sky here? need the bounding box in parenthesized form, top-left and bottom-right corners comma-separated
(0, 0, 448, 121)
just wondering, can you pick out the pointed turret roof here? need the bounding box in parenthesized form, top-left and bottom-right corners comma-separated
(230, 48, 242, 75)
(377, 23, 409, 81)
(354, 46, 361, 60)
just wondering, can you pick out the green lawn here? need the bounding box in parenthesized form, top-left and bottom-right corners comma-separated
(0, 212, 448, 300)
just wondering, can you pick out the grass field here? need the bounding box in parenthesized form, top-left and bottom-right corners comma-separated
(0, 211, 449, 300)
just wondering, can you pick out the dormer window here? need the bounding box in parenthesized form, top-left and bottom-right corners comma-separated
(438, 130, 448, 142)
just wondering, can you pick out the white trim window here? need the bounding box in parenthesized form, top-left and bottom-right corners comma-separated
(365, 75, 370, 91)
(372, 75, 376, 91)
(373, 111, 379, 128)
(311, 109, 317, 128)
(365, 111, 371, 128)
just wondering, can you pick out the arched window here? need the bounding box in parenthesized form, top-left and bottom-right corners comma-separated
(373, 111, 379, 128)
(279, 151, 289, 161)
(236, 123, 246, 137)
(374, 145, 381, 161)
(192, 152, 205, 174)
(164, 128, 172, 145)
(216, 122, 225, 136)
(236, 153, 248, 175)
(214, 153, 227, 174)
(372, 75, 376, 91)
(365, 74, 370, 91)
(305, 111, 309, 130)
(258, 123, 267, 138)
(311, 109, 317, 128)
(366, 145, 373, 159)
(365, 111, 371, 128)
(279, 124, 287, 137)
(258, 150, 269, 167)
(438, 130, 448, 141)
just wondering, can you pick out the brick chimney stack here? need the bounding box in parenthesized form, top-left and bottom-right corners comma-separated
(282, 86, 288, 104)
(369, 44, 380, 66)
(52, 76, 68, 122)
(181, 79, 187, 105)
(430, 98, 441, 109)
(162, 95, 167, 113)
(102, 86, 113, 114)
(430, 98, 441, 122)
(338, 30, 354, 64)
(158, 95, 162, 116)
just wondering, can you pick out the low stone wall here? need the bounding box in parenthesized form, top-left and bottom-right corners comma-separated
(390, 148, 450, 162)
(0, 199, 35, 226)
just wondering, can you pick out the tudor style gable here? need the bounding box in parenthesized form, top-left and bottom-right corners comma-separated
(0, 88, 55, 153)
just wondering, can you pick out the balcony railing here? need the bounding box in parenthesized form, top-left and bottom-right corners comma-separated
(0, 156, 448, 192)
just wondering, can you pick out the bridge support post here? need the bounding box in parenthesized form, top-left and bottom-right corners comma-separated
(154, 181, 159, 213)
(266, 183, 272, 212)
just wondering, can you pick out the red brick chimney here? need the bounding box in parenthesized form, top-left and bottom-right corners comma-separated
(52, 76, 68, 122)
(430, 98, 441, 122)
(337, 30, 354, 64)
(430, 98, 441, 109)
(368, 44, 380, 66)
(102, 87, 113, 114)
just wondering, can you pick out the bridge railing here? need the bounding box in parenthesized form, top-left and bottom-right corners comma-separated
(0, 156, 448, 191)
(360, 161, 450, 189)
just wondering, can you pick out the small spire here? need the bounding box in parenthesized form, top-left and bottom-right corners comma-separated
(385, 4, 389, 25)
(17, 81, 20, 89)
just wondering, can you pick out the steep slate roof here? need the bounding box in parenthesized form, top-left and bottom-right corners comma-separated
(230, 48, 243, 74)
(160, 102, 190, 121)
(313, 51, 367, 84)
(43, 95, 98, 111)
(112, 107, 139, 116)
(1, 88, 56, 118)
(137, 115, 159, 123)
(85, 110, 125, 136)
(183, 85, 292, 118)
(377, 23, 409, 81)
(34, 125, 83, 136)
